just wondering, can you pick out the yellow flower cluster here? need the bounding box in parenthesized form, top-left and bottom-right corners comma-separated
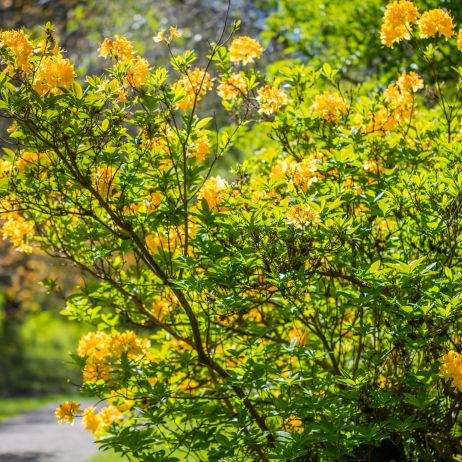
(217, 73, 247, 100)
(99, 35, 149, 89)
(98, 35, 133, 61)
(33, 56, 75, 95)
(151, 293, 176, 321)
(122, 55, 150, 87)
(0, 29, 33, 74)
(94, 165, 116, 197)
(82, 406, 124, 436)
(145, 222, 197, 255)
(229, 36, 263, 65)
(417, 9, 453, 39)
(440, 351, 462, 390)
(270, 157, 320, 191)
(16, 151, 48, 172)
(153, 26, 182, 43)
(2, 212, 34, 253)
(257, 85, 288, 115)
(364, 71, 423, 134)
(311, 91, 348, 122)
(173, 68, 212, 110)
(188, 134, 211, 161)
(78, 330, 150, 383)
(197, 177, 228, 209)
(396, 70, 424, 92)
(380, 0, 420, 47)
(287, 204, 320, 229)
(55, 401, 82, 425)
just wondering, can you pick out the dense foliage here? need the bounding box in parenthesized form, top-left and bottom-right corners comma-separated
(2, 1, 462, 460)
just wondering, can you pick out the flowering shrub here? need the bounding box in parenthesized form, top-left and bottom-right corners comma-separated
(2, 3, 462, 460)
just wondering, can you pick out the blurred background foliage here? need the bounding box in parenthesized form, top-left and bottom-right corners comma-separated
(0, 0, 460, 397)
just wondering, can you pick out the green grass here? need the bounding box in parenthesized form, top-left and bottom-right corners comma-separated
(0, 395, 73, 422)
(87, 450, 127, 461)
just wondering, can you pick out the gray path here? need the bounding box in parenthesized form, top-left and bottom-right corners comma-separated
(0, 402, 98, 462)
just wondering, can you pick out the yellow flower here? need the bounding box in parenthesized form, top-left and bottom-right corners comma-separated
(97, 406, 124, 431)
(151, 298, 172, 321)
(440, 351, 462, 391)
(153, 30, 167, 43)
(458, 30, 462, 52)
(82, 362, 113, 383)
(363, 159, 384, 174)
(0, 29, 33, 74)
(363, 106, 397, 134)
(257, 85, 288, 115)
(197, 177, 228, 209)
(78, 331, 112, 360)
(380, 0, 420, 47)
(55, 401, 82, 425)
(123, 56, 149, 87)
(397, 70, 424, 92)
(289, 326, 308, 346)
(2, 212, 34, 253)
(291, 158, 319, 191)
(169, 27, 182, 40)
(418, 9, 453, 39)
(284, 415, 304, 433)
(229, 36, 263, 65)
(172, 68, 212, 110)
(110, 330, 150, 359)
(188, 135, 210, 161)
(311, 91, 348, 122)
(98, 35, 133, 61)
(287, 204, 320, 229)
(33, 56, 75, 95)
(217, 73, 247, 100)
(82, 407, 101, 434)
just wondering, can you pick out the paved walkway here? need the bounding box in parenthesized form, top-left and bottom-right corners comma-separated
(0, 402, 98, 462)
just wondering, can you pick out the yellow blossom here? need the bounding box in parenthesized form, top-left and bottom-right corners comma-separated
(123, 56, 149, 87)
(97, 406, 124, 431)
(153, 30, 167, 43)
(197, 177, 228, 209)
(418, 9, 453, 39)
(82, 407, 101, 434)
(287, 204, 320, 229)
(217, 73, 247, 100)
(380, 0, 420, 47)
(257, 85, 288, 115)
(289, 326, 308, 346)
(440, 351, 462, 391)
(188, 135, 210, 161)
(78, 331, 112, 360)
(94, 165, 116, 196)
(229, 36, 263, 65)
(0, 159, 13, 177)
(151, 298, 172, 321)
(82, 362, 113, 383)
(397, 70, 424, 92)
(363, 159, 384, 175)
(172, 68, 212, 110)
(55, 401, 82, 425)
(110, 330, 150, 359)
(291, 158, 319, 191)
(458, 30, 462, 52)
(0, 29, 33, 74)
(169, 27, 182, 40)
(284, 415, 304, 433)
(311, 91, 348, 122)
(33, 56, 75, 95)
(2, 212, 34, 253)
(98, 35, 133, 61)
